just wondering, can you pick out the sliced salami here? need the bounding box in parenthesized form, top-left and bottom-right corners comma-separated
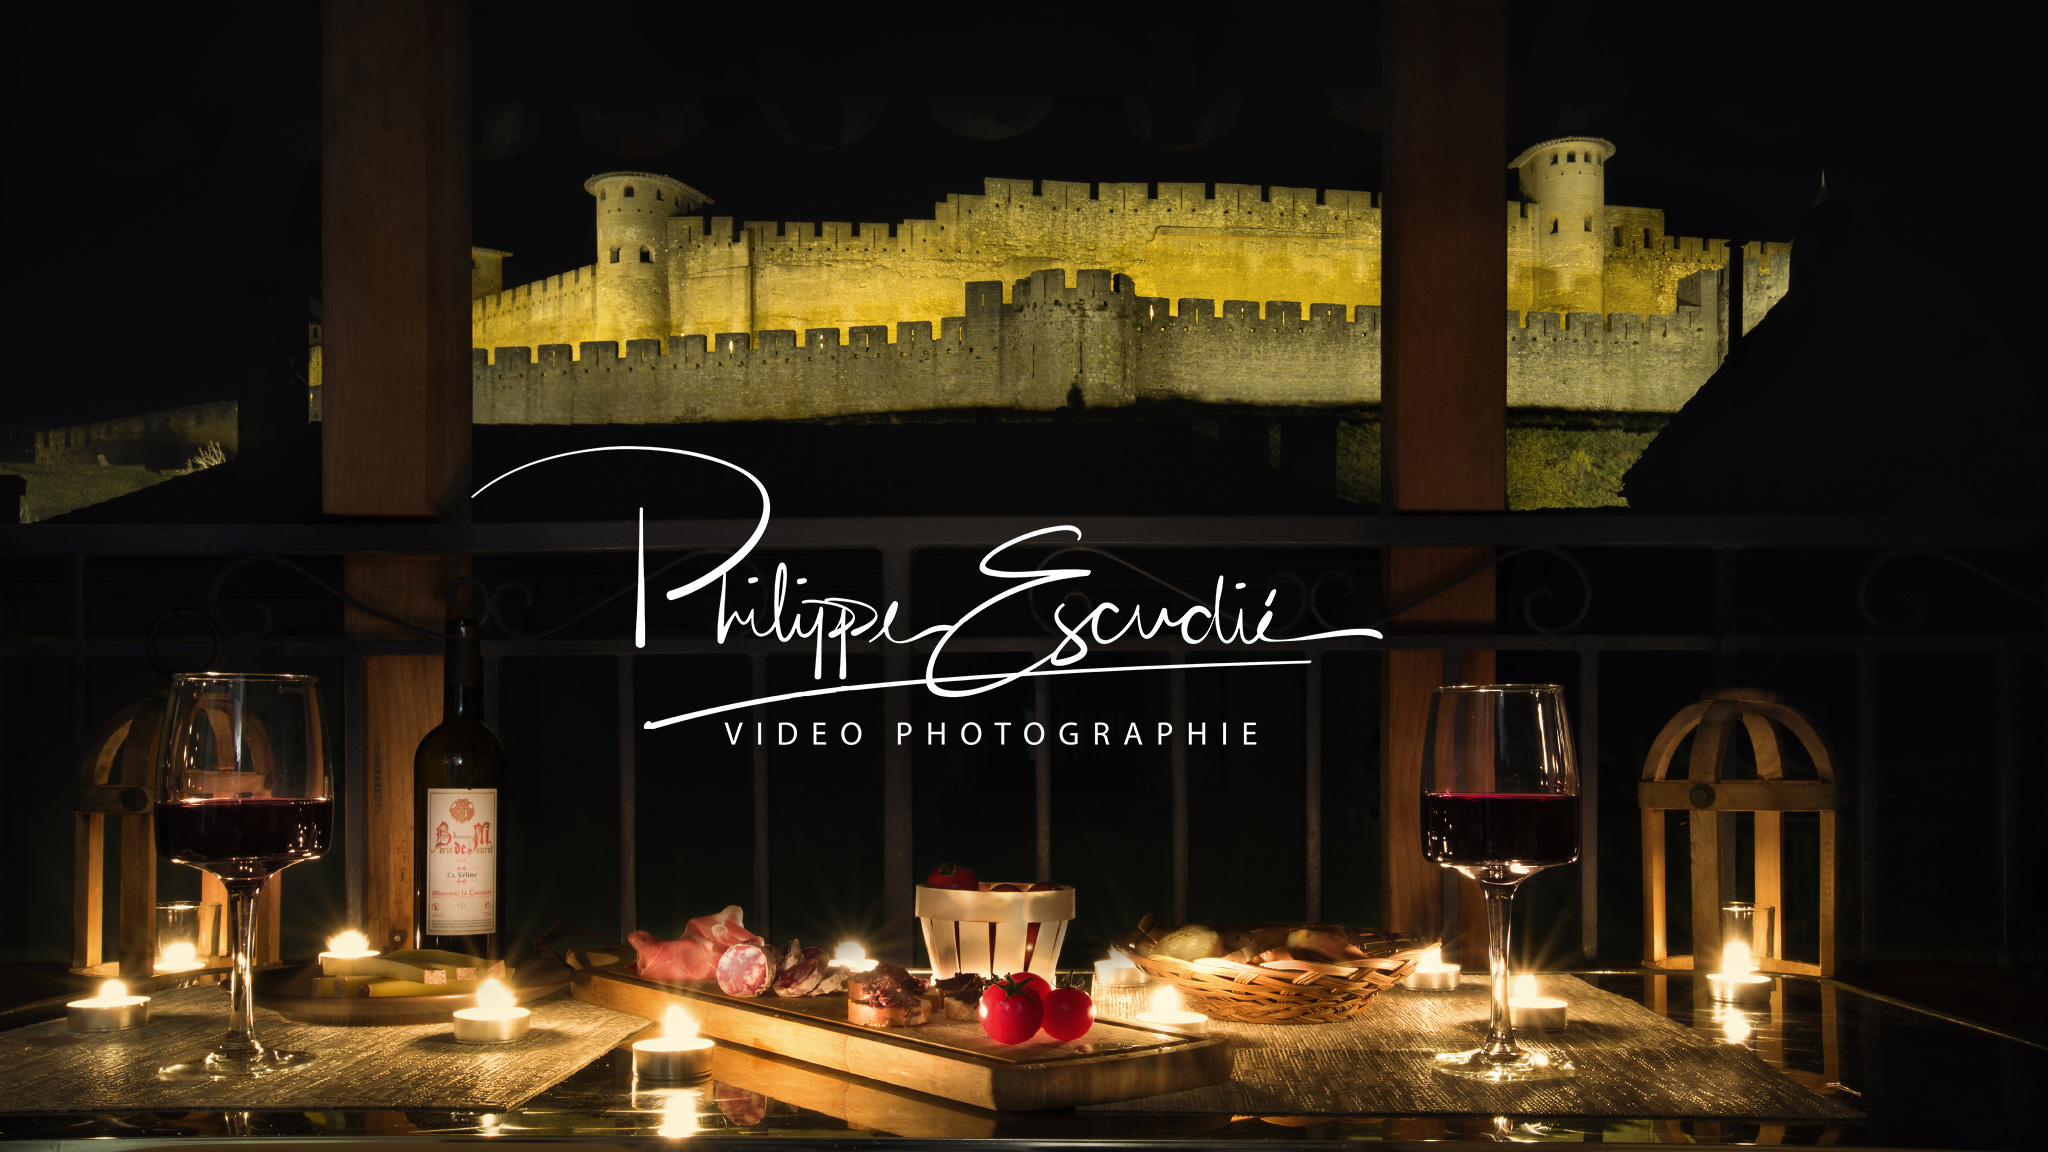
(771, 940, 825, 997)
(716, 941, 776, 997)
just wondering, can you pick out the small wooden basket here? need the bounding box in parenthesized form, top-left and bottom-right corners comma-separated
(1113, 922, 1428, 1024)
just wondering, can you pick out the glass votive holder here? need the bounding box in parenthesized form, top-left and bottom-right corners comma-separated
(1720, 902, 1776, 965)
(155, 901, 220, 972)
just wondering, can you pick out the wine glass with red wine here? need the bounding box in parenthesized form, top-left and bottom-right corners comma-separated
(154, 672, 332, 1080)
(1421, 683, 1580, 1082)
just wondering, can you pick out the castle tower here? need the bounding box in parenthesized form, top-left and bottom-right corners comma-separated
(1510, 137, 1614, 315)
(471, 247, 511, 300)
(584, 172, 711, 345)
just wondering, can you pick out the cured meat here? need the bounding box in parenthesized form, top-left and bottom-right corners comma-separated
(716, 941, 776, 997)
(810, 949, 848, 996)
(772, 941, 827, 997)
(687, 905, 761, 953)
(627, 930, 717, 982)
(715, 1083, 767, 1127)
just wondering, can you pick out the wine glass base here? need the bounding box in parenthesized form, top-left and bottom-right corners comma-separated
(158, 1047, 316, 1081)
(1432, 1047, 1574, 1082)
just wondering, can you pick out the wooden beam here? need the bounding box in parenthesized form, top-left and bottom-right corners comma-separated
(321, 0, 472, 519)
(321, 0, 472, 950)
(1378, 0, 1506, 961)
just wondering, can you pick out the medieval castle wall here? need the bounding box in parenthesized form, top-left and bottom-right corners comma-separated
(471, 264, 1748, 426)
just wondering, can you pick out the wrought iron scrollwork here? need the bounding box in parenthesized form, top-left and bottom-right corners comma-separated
(144, 608, 225, 677)
(1856, 548, 2047, 629)
(1369, 545, 1593, 634)
(208, 555, 439, 640)
(470, 549, 753, 639)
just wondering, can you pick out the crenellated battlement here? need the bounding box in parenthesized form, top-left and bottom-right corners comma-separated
(473, 267, 1730, 426)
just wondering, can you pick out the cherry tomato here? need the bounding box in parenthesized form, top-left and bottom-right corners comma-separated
(1009, 972, 1052, 1003)
(925, 862, 979, 890)
(1041, 987, 1094, 1041)
(979, 976, 1045, 1045)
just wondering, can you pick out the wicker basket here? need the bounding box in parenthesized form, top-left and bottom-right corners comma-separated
(1113, 923, 1430, 1024)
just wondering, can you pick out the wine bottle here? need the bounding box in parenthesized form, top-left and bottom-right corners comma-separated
(414, 618, 508, 961)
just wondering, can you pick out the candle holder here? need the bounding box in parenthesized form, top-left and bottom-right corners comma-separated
(452, 979, 531, 1043)
(1400, 946, 1462, 991)
(68, 981, 150, 1032)
(1094, 957, 1146, 986)
(1507, 976, 1568, 1031)
(632, 1038, 715, 1082)
(154, 901, 220, 974)
(1706, 969, 1773, 1005)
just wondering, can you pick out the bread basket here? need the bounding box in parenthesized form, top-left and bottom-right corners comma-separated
(1113, 917, 1429, 1024)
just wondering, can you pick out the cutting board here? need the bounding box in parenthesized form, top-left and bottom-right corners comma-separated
(572, 965, 1232, 1112)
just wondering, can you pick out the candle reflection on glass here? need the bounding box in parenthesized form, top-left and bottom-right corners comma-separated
(1134, 983, 1208, 1035)
(830, 941, 878, 973)
(654, 1086, 702, 1138)
(68, 979, 150, 1032)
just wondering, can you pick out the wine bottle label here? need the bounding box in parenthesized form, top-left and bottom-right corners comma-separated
(425, 788, 497, 934)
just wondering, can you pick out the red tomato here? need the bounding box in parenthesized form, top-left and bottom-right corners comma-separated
(1026, 881, 1059, 891)
(989, 883, 1023, 891)
(925, 862, 979, 890)
(1009, 972, 1052, 1003)
(979, 977, 1044, 1045)
(1041, 987, 1094, 1042)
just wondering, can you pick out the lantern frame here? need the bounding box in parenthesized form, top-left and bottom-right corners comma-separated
(1639, 687, 1842, 978)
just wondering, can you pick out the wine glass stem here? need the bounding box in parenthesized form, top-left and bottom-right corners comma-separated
(1480, 881, 1521, 1062)
(220, 880, 265, 1059)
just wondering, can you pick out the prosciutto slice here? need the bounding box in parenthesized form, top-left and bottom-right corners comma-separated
(687, 905, 762, 952)
(627, 929, 717, 982)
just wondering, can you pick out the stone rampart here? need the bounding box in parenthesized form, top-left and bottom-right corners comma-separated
(473, 268, 1730, 425)
(33, 401, 238, 467)
(472, 264, 598, 353)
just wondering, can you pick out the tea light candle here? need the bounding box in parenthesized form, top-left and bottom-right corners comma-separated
(633, 1005, 715, 1082)
(67, 979, 150, 1033)
(154, 941, 206, 975)
(452, 978, 530, 1043)
(1507, 974, 1568, 1031)
(1401, 945, 1462, 991)
(829, 941, 878, 973)
(1133, 984, 1208, 1036)
(1094, 951, 1146, 987)
(1706, 940, 1772, 1004)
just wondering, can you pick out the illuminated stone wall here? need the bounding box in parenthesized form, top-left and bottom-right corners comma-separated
(472, 267, 1736, 425)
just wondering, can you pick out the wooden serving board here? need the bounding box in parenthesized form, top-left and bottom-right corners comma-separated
(573, 966, 1232, 1112)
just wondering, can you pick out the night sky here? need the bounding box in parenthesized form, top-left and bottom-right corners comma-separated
(10, 3, 2023, 430)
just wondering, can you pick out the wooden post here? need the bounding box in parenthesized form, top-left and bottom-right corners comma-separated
(1378, 0, 1506, 961)
(322, 0, 472, 949)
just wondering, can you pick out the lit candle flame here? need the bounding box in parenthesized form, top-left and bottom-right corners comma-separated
(475, 978, 516, 1014)
(831, 941, 877, 972)
(97, 979, 126, 1001)
(326, 929, 373, 956)
(1417, 945, 1458, 972)
(664, 1004, 698, 1042)
(158, 941, 199, 969)
(1720, 939, 1756, 976)
(1513, 974, 1540, 1001)
(1148, 983, 1184, 1014)
(1101, 950, 1135, 970)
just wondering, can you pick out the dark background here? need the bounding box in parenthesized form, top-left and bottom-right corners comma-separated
(2, 3, 2040, 1018)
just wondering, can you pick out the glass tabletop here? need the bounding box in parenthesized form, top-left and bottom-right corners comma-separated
(2, 973, 2039, 1149)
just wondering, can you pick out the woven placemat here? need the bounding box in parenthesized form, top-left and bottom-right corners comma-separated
(0, 985, 647, 1113)
(1086, 975, 1861, 1121)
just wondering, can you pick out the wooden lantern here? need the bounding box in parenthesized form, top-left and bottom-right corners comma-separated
(74, 696, 279, 980)
(1640, 687, 1841, 977)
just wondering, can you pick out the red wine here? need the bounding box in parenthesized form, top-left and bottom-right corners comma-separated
(415, 619, 508, 960)
(1423, 793, 1578, 870)
(156, 797, 332, 881)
